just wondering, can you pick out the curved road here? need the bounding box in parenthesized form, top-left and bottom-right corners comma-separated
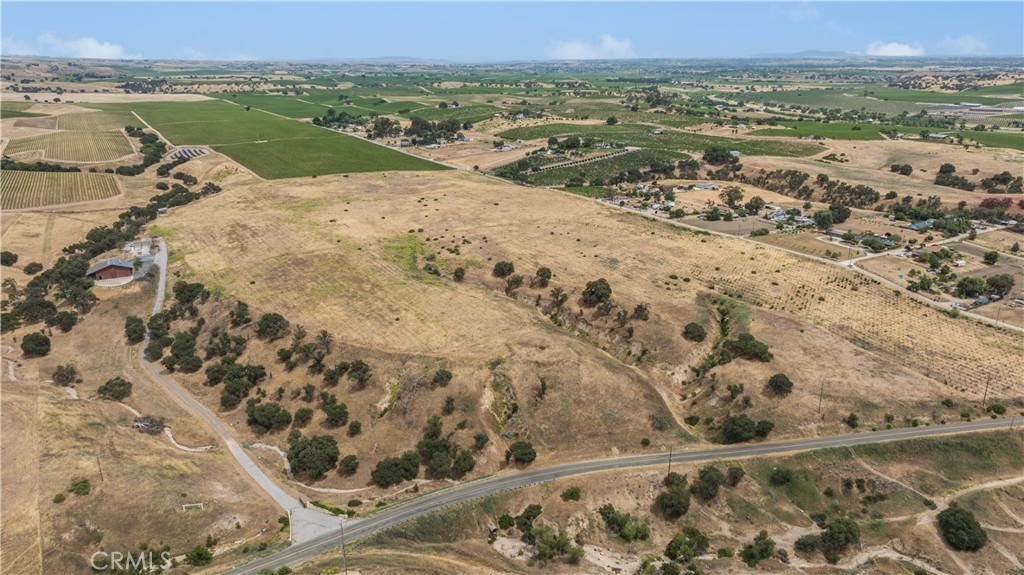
(223, 416, 1021, 574)
(142, 238, 339, 542)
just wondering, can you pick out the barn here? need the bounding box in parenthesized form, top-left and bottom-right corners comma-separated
(86, 258, 135, 281)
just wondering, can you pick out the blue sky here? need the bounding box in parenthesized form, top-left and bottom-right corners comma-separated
(2, 2, 1022, 62)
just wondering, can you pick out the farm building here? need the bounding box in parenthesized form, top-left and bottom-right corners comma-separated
(694, 182, 719, 191)
(86, 258, 135, 280)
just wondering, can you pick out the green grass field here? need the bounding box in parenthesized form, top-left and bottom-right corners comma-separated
(403, 104, 500, 123)
(861, 87, 1009, 106)
(499, 123, 820, 157)
(214, 137, 447, 179)
(0, 101, 34, 112)
(960, 82, 1024, 97)
(741, 90, 926, 115)
(212, 94, 329, 118)
(0, 110, 47, 119)
(89, 99, 446, 178)
(0, 171, 121, 209)
(749, 121, 908, 140)
(956, 130, 1024, 151)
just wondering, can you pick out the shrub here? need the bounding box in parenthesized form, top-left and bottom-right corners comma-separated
(492, 261, 515, 277)
(581, 278, 612, 306)
(769, 467, 795, 486)
(534, 266, 552, 287)
(23, 262, 43, 275)
(844, 412, 859, 428)
(20, 333, 51, 357)
(69, 478, 90, 496)
(473, 432, 490, 450)
(256, 312, 290, 341)
(505, 440, 537, 465)
(498, 513, 515, 530)
(52, 363, 78, 386)
(453, 267, 465, 282)
(185, 545, 213, 566)
(937, 505, 987, 551)
(690, 465, 725, 501)
(560, 486, 582, 502)
(681, 322, 708, 342)
(794, 534, 821, 554)
(246, 401, 292, 434)
(432, 368, 453, 387)
(740, 530, 776, 567)
(53, 493, 66, 504)
(371, 451, 420, 487)
(766, 373, 793, 395)
(821, 517, 860, 555)
(97, 377, 132, 400)
(720, 333, 772, 362)
(124, 316, 146, 344)
(726, 465, 745, 486)
(338, 454, 359, 476)
(598, 504, 650, 542)
(293, 407, 313, 427)
(43, 310, 77, 333)
(0, 251, 18, 266)
(287, 433, 340, 481)
(655, 485, 691, 519)
(720, 414, 774, 443)
(347, 421, 362, 437)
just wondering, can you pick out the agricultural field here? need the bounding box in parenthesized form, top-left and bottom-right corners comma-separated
(56, 110, 138, 131)
(0, 171, 121, 209)
(740, 89, 928, 115)
(89, 99, 446, 177)
(403, 104, 501, 122)
(497, 122, 821, 157)
(529, 148, 687, 186)
(749, 121, 909, 140)
(214, 136, 448, 179)
(0, 109, 47, 119)
(858, 86, 1012, 107)
(1, 100, 35, 112)
(954, 130, 1024, 151)
(3, 130, 135, 162)
(751, 229, 848, 260)
(211, 93, 330, 118)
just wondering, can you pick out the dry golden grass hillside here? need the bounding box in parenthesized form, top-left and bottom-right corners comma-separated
(146, 168, 1022, 498)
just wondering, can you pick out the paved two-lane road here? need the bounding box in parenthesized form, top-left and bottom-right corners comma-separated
(223, 416, 1021, 574)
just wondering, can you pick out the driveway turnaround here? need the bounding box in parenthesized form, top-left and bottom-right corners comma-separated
(222, 416, 1021, 574)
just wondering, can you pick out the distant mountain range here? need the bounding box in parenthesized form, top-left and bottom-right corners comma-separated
(751, 50, 857, 59)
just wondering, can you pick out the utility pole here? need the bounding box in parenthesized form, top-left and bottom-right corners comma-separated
(340, 517, 348, 575)
(667, 447, 673, 475)
(817, 381, 825, 413)
(982, 374, 991, 409)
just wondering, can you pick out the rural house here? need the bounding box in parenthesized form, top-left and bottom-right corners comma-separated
(86, 258, 136, 281)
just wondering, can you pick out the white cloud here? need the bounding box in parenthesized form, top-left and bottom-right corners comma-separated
(2, 37, 37, 56)
(941, 35, 987, 55)
(866, 41, 925, 57)
(547, 34, 635, 60)
(789, 3, 819, 21)
(2, 33, 141, 59)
